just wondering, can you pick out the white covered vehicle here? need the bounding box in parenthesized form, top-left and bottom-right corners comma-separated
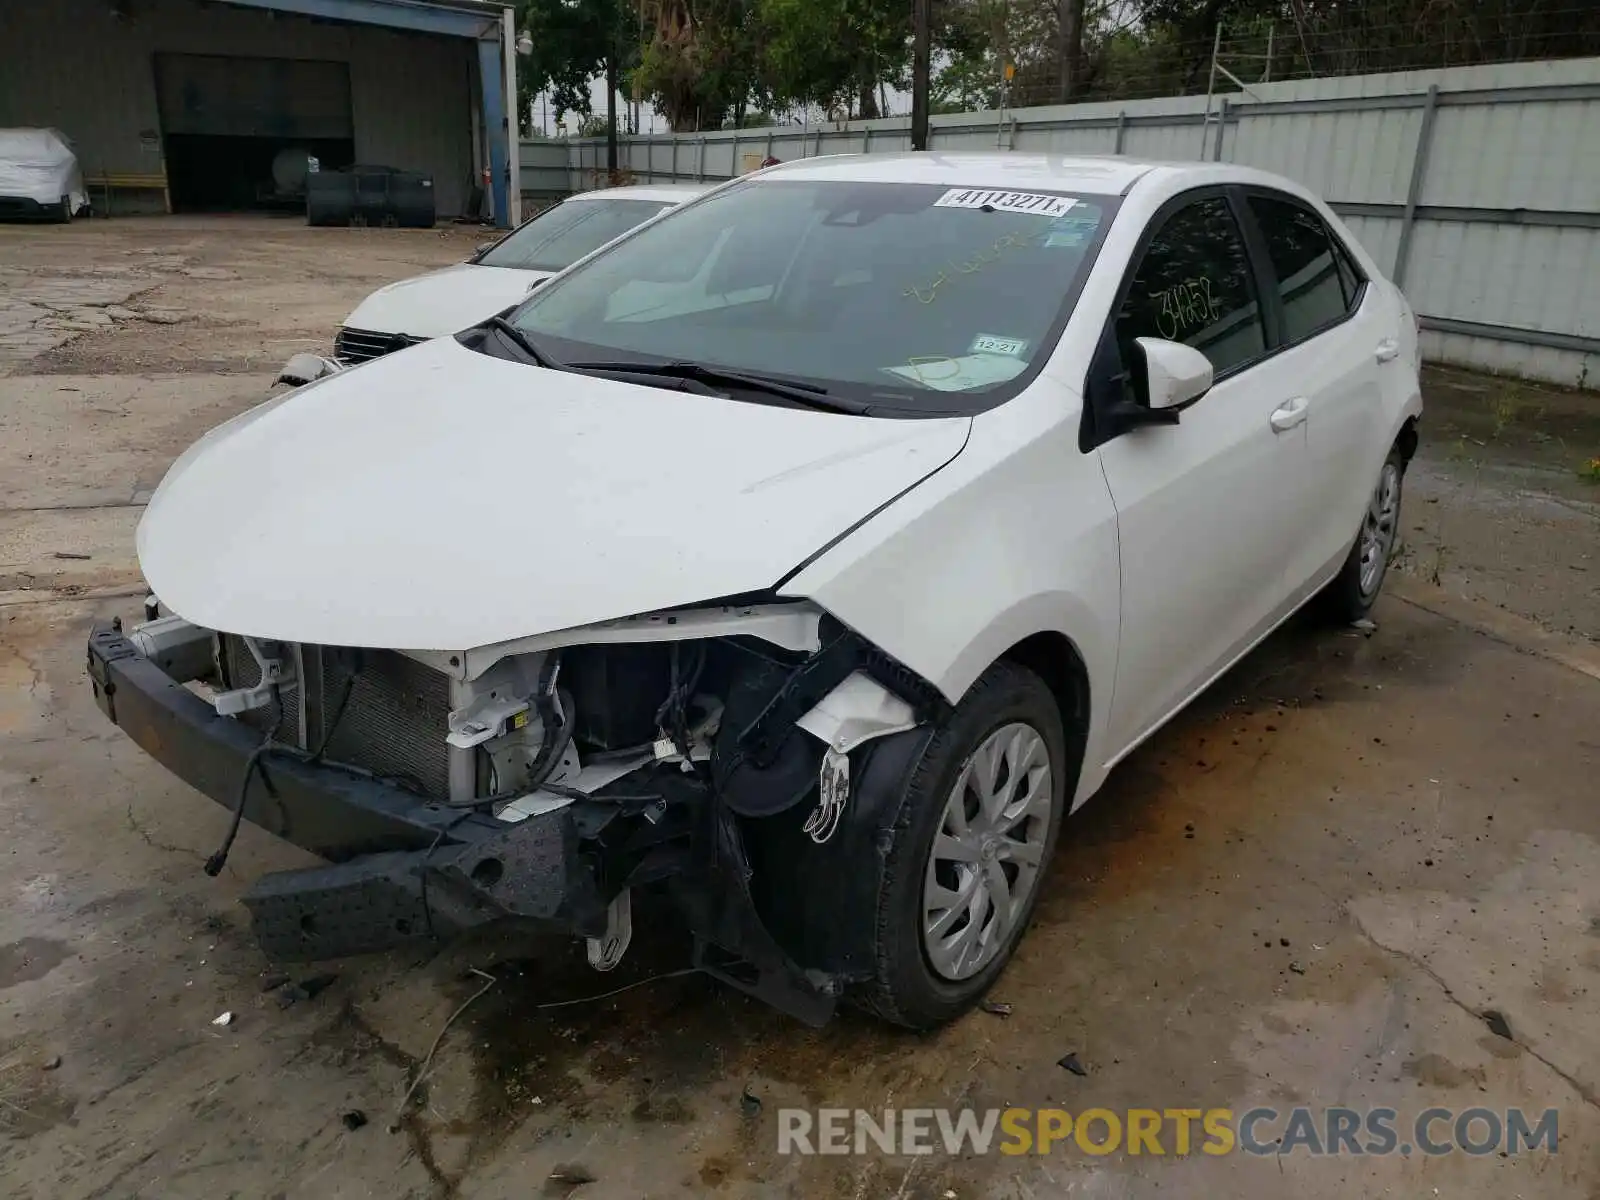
(326, 183, 708, 365)
(93, 153, 1421, 1028)
(0, 128, 88, 222)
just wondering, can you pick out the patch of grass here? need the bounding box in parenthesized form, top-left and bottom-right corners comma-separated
(1579, 456, 1600, 485)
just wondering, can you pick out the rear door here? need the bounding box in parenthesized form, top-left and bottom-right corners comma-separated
(1240, 190, 1387, 598)
(1093, 191, 1312, 758)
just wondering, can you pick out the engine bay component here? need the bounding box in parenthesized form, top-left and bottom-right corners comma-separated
(213, 636, 294, 717)
(586, 890, 633, 971)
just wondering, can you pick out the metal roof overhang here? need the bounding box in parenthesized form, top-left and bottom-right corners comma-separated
(211, 0, 506, 39)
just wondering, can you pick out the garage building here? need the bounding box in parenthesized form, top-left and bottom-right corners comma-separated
(0, 0, 521, 225)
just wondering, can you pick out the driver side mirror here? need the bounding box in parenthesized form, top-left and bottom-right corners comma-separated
(1136, 337, 1213, 411)
(1097, 336, 1214, 440)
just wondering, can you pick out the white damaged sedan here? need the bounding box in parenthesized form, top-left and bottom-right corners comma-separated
(94, 153, 1420, 1028)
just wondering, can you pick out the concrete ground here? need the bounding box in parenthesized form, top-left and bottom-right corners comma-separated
(1, 216, 1597, 1199)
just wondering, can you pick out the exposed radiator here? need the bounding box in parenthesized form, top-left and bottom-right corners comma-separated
(219, 636, 452, 800)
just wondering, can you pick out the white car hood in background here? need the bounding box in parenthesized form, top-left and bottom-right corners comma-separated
(139, 337, 970, 649)
(342, 263, 546, 340)
(0, 128, 86, 208)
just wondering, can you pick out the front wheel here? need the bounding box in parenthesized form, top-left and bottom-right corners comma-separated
(852, 661, 1067, 1029)
(1322, 446, 1405, 623)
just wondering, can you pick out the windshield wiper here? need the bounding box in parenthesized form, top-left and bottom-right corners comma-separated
(484, 316, 554, 366)
(564, 359, 868, 414)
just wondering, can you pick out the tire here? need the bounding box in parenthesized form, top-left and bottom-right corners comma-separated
(852, 661, 1067, 1029)
(1321, 445, 1405, 623)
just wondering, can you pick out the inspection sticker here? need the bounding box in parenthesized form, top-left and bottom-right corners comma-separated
(970, 333, 1028, 357)
(934, 188, 1078, 218)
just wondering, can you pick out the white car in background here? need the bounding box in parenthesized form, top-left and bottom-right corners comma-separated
(99, 154, 1421, 1031)
(0, 128, 88, 222)
(330, 183, 709, 364)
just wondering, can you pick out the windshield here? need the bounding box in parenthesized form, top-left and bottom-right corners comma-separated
(477, 197, 675, 271)
(508, 179, 1116, 411)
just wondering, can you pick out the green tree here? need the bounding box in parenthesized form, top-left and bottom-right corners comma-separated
(518, 0, 633, 167)
(759, 0, 911, 118)
(632, 0, 765, 132)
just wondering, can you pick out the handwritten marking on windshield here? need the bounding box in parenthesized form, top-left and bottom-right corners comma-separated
(902, 231, 1039, 305)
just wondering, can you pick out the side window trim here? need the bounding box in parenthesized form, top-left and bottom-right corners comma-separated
(1236, 186, 1369, 351)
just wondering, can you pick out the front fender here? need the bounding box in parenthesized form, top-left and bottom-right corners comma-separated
(780, 414, 1120, 807)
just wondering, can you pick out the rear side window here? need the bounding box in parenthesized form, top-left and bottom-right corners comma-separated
(1115, 196, 1266, 378)
(1247, 195, 1363, 343)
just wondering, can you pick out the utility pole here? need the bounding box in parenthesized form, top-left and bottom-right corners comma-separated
(911, 0, 931, 150)
(1058, 0, 1085, 103)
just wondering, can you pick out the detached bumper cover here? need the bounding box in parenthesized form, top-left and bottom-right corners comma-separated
(86, 623, 603, 958)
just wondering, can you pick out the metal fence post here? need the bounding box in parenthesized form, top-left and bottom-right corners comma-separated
(863, 126, 872, 154)
(670, 138, 678, 182)
(730, 131, 740, 177)
(697, 137, 706, 182)
(1113, 110, 1127, 154)
(1393, 84, 1441, 290)
(1212, 97, 1230, 160)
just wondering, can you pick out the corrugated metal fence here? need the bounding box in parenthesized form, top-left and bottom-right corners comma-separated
(528, 57, 1600, 386)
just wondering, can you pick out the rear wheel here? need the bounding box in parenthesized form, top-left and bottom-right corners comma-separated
(1322, 446, 1405, 622)
(853, 661, 1066, 1029)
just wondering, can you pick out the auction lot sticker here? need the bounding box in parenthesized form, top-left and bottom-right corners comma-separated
(934, 188, 1079, 218)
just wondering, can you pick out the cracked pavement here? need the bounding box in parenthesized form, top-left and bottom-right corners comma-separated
(0, 216, 1597, 1198)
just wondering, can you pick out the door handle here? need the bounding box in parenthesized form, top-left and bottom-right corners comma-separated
(1270, 397, 1309, 433)
(1374, 338, 1401, 363)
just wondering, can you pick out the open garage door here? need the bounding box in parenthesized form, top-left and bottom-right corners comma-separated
(155, 53, 355, 212)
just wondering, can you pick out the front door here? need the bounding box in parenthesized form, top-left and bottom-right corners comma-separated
(1096, 192, 1311, 760)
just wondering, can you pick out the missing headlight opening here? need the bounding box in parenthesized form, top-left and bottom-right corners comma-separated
(100, 602, 946, 1025)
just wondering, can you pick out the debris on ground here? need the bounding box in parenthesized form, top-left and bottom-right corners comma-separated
(211, 1011, 233, 1027)
(260, 972, 290, 992)
(1483, 1009, 1514, 1040)
(275, 972, 339, 1008)
(549, 1164, 598, 1185)
(979, 1000, 1013, 1016)
(42, 1055, 61, 1071)
(1351, 618, 1378, 635)
(1289, 961, 1306, 975)
(341, 1110, 368, 1131)
(740, 1088, 762, 1117)
(52, 551, 91, 560)
(1058, 1053, 1088, 1077)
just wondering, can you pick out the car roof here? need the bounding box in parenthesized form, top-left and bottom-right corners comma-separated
(748, 152, 1319, 201)
(565, 183, 711, 205)
(751, 152, 1158, 195)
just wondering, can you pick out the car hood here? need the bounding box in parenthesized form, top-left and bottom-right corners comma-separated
(342, 263, 548, 340)
(138, 336, 970, 650)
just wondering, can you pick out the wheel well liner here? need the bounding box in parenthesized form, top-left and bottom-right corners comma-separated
(1396, 416, 1420, 465)
(998, 631, 1090, 794)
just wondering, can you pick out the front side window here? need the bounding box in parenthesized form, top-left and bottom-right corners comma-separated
(1248, 194, 1359, 343)
(1115, 196, 1266, 379)
(477, 198, 675, 272)
(507, 179, 1117, 412)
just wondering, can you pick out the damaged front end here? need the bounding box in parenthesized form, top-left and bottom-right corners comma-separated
(88, 600, 948, 1024)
